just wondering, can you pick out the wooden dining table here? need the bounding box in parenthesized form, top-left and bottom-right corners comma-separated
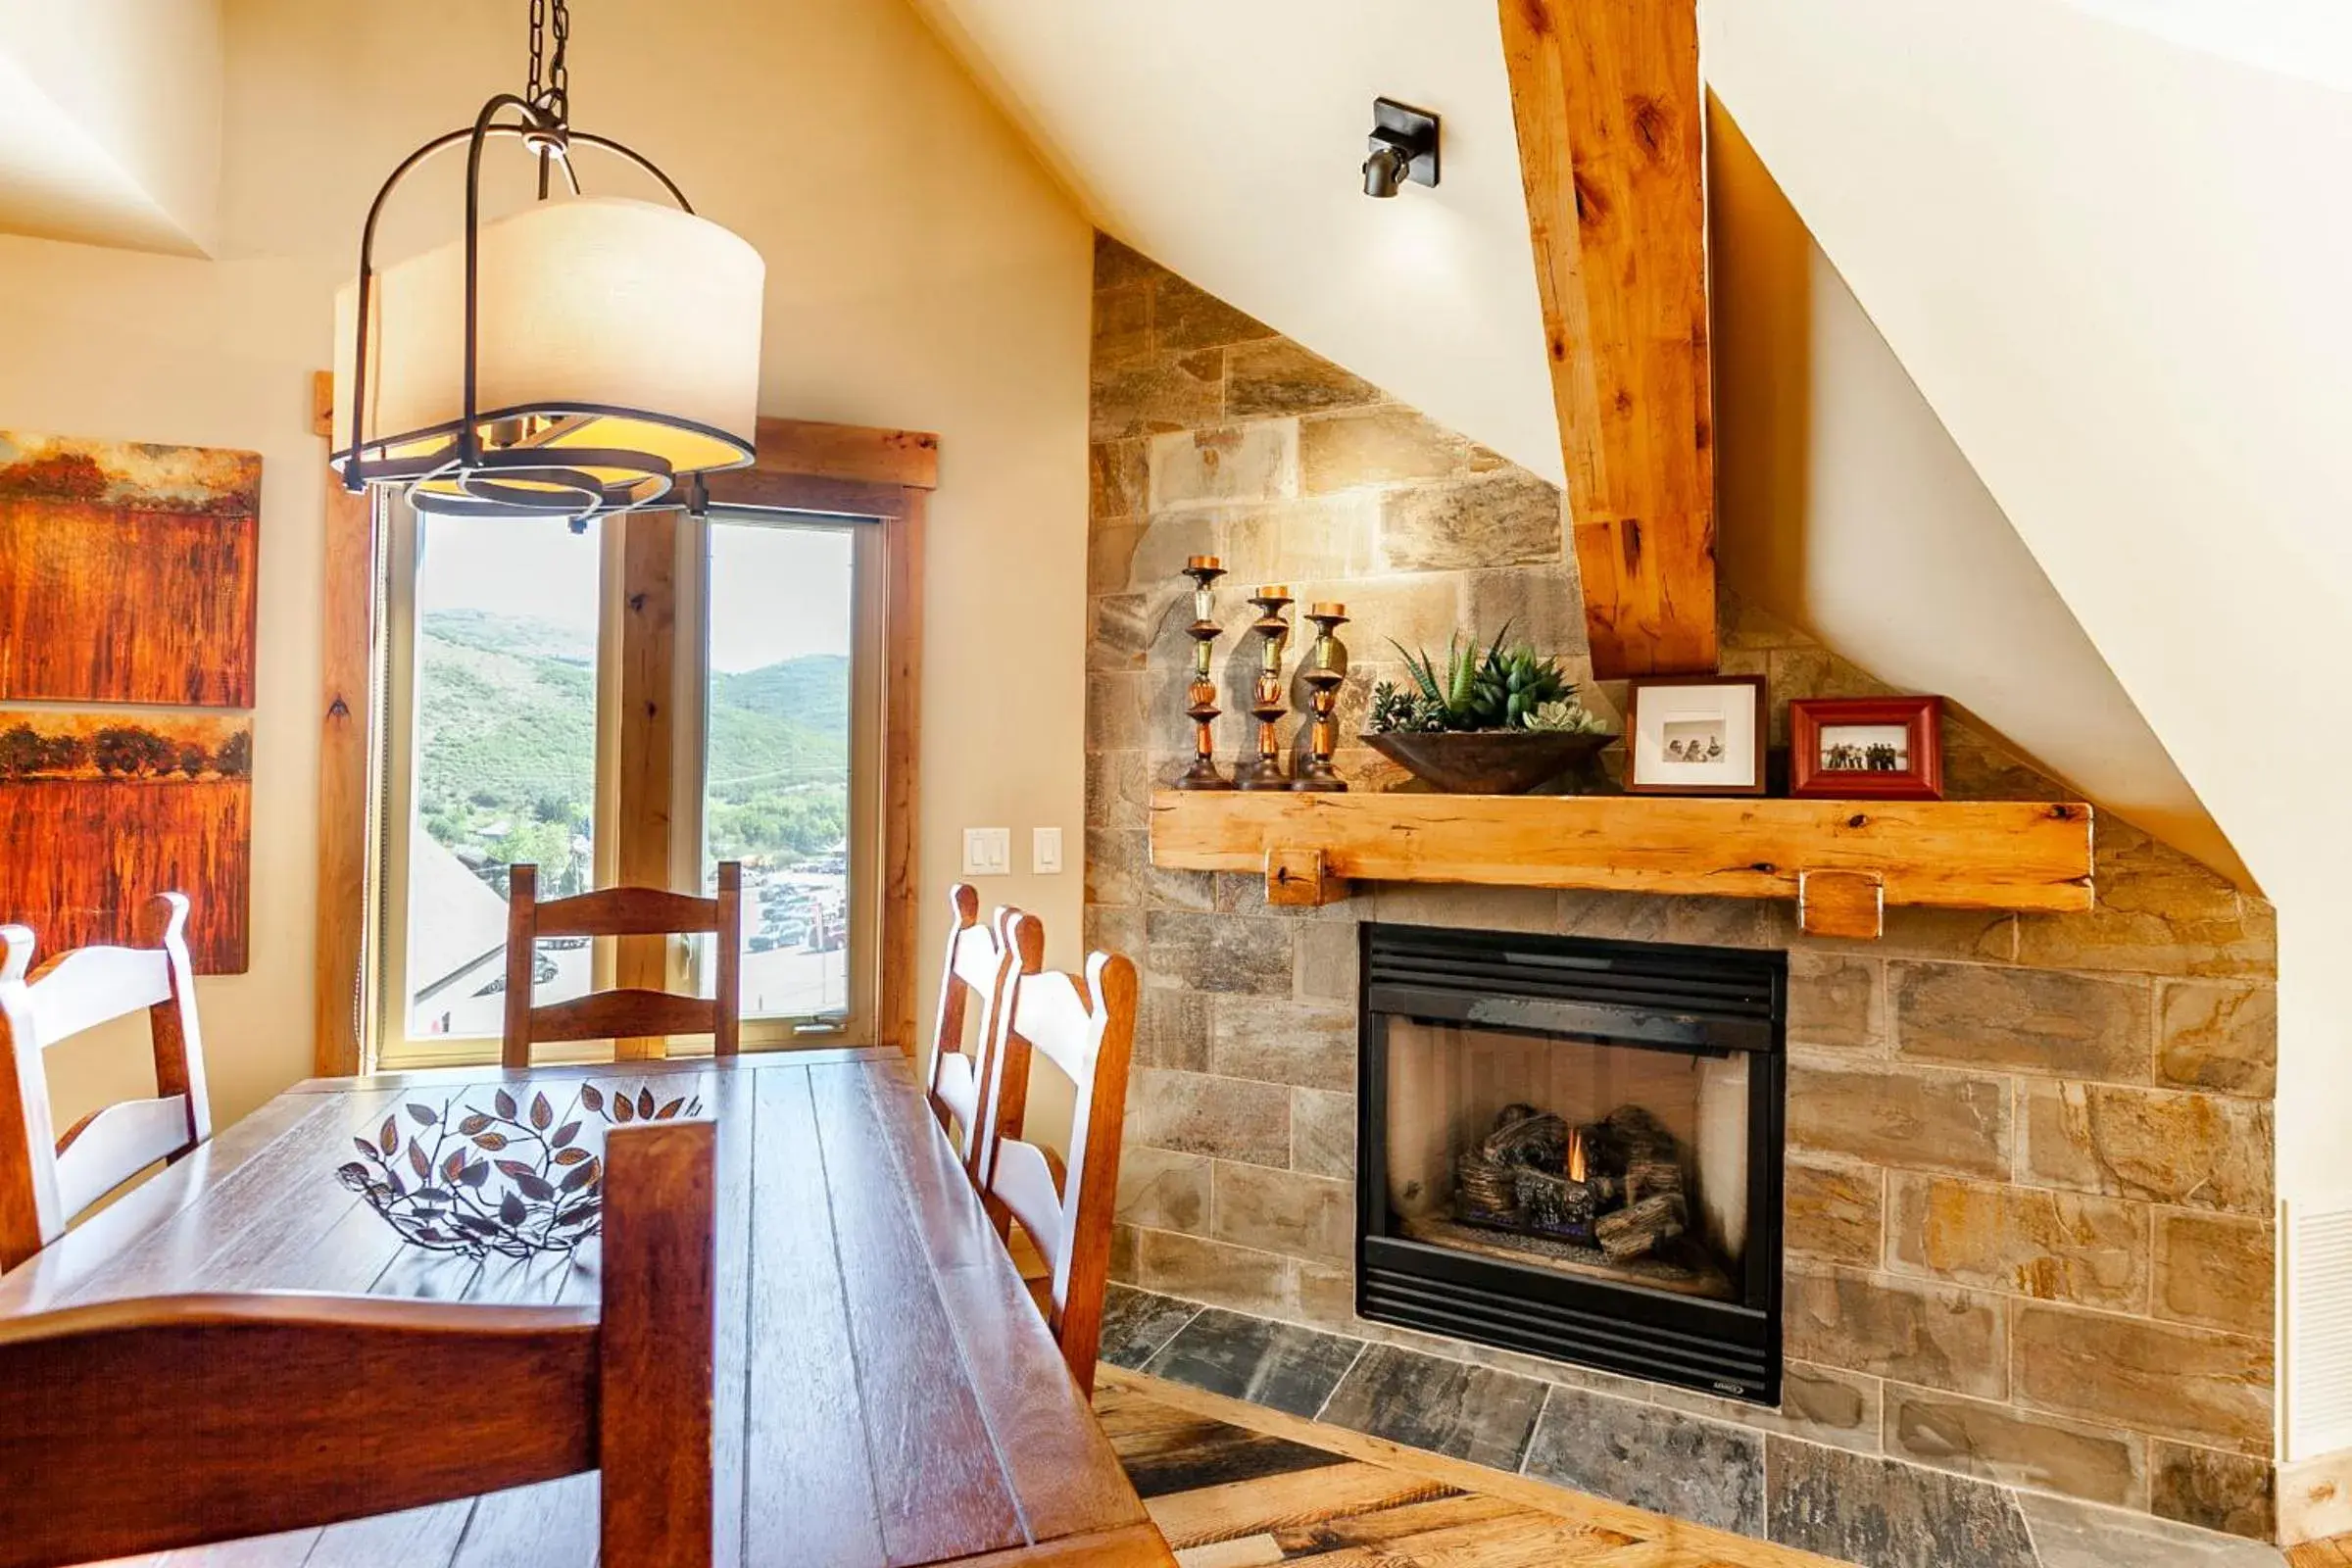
(0, 1048, 1170, 1568)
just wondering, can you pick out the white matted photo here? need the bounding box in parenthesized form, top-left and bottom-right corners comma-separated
(1624, 676, 1768, 795)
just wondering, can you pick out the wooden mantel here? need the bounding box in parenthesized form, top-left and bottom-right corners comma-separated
(1149, 792, 2094, 940)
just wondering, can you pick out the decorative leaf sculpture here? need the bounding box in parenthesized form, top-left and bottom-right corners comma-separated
(338, 1079, 706, 1259)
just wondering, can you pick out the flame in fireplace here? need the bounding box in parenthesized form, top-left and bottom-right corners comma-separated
(1567, 1128, 1587, 1184)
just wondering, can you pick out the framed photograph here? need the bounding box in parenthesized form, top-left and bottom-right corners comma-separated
(1790, 696, 1944, 800)
(1624, 676, 1768, 796)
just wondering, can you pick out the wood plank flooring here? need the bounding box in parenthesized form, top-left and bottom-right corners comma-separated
(1093, 1376, 1828, 1568)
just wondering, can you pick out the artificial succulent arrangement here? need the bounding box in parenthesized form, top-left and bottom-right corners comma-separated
(1369, 624, 1607, 737)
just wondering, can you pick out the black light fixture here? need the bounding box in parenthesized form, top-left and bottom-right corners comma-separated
(331, 0, 765, 529)
(1363, 97, 1441, 198)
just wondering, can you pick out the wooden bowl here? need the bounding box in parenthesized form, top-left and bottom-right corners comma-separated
(1361, 729, 1614, 795)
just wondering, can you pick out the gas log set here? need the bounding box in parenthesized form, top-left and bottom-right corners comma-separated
(1453, 1103, 1690, 1262)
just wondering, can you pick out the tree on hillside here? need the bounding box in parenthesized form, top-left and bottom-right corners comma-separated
(0, 725, 40, 779)
(215, 731, 252, 778)
(93, 726, 175, 777)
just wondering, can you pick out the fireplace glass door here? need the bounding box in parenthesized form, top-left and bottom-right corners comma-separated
(1384, 1020, 1749, 1303)
(1357, 923, 1785, 1402)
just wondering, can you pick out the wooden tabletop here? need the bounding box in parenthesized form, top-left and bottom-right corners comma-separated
(0, 1049, 1168, 1568)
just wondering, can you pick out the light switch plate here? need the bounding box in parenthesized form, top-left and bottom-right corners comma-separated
(1032, 826, 1063, 874)
(962, 826, 1011, 876)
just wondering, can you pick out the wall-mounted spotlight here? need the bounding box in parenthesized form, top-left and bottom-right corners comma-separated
(1363, 97, 1440, 198)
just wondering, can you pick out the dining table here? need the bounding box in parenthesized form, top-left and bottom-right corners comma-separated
(0, 1047, 1171, 1568)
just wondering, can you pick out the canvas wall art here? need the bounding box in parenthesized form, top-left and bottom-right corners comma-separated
(0, 710, 252, 974)
(0, 431, 261, 708)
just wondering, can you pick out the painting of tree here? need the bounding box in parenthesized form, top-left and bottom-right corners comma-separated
(0, 710, 252, 972)
(0, 431, 260, 707)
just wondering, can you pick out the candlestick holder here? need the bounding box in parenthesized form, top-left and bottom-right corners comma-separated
(1293, 602, 1348, 792)
(1231, 585, 1294, 791)
(1171, 557, 1232, 790)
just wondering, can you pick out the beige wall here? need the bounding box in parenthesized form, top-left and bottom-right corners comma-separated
(0, 0, 223, 254)
(1707, 103, 2245, 885)
(0, 0, 1091, 1133)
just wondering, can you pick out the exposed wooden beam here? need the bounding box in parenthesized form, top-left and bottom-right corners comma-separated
(1500, 0, 1717, 677)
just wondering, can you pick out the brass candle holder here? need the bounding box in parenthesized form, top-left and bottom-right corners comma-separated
(1293, 602, 1348, 792)
(1232, 585, 1294, 791)
(1173, 556, 1231, 790)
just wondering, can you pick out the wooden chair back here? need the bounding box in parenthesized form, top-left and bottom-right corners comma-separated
(924, 884, 1042, 1181)
(976, 920, 1138, 1396)
(0, 1118, 714, 1568)
(502, 862, 742, 1067)
(0, 893, 211, 1273)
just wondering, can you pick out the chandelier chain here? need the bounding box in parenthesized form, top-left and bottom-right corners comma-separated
(524, 0, 569, 127)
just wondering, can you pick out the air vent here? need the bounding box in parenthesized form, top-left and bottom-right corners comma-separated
(2287, 1199, 2352, 1459)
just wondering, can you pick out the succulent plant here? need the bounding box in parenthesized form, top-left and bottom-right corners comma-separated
(1526, 697, 1608, 736)
(1368, 680, 1447, 733)
(1371, 621, 1606, 736)
(1467, 640, 1573, 730)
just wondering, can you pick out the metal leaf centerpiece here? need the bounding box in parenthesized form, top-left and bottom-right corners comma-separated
(337, 1081, 704, 1258)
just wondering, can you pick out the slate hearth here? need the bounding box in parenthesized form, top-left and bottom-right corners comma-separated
(1099, 1284, 2296, 1568)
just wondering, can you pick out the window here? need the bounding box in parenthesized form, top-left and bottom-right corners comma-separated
(374, 502, 884, 1065)
(689, 514, 880, 1043)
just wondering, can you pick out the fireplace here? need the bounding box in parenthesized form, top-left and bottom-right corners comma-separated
(1356, 923, 1787, 1403)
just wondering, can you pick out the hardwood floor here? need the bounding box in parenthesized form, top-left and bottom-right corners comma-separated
(1094, 1373, 1839, 1568)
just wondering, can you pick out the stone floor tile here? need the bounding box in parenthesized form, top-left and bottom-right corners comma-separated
(1142, 1305, 1364, 1418)
(1318, 1343, 1549, 1473)
(1099, 1283, 1202, 1371)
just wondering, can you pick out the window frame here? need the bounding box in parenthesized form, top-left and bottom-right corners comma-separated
(310, 385, 932, 1077)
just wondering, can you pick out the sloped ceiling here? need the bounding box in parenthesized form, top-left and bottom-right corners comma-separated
(908, 0, 1565, 485)
(916, 0, 2239, 879)
(0, 0, 223, 255)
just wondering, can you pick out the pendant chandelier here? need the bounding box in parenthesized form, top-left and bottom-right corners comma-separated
(331, 0, 763, 528)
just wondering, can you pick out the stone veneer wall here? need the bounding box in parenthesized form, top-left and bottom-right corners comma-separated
(1082, 235, 2281, 1548)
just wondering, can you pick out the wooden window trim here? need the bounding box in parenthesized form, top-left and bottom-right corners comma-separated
(313, 379, 935, 1074)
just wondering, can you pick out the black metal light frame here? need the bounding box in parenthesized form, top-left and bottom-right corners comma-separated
(335, 9, 747, 528)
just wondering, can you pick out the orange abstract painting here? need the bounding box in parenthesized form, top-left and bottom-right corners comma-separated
(0, 431, 261, 707)
(0, 710, 252, 974)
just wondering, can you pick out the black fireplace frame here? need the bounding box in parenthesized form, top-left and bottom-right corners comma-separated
(1355, 922, 1787, 1404)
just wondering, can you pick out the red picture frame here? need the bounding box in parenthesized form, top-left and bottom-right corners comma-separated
(1789, 696, 1944, 800)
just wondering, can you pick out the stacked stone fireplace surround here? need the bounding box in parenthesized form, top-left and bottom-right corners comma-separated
(1083, 236, 2284, 1564)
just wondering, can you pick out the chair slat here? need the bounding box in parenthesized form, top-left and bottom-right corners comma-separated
(528, 988, 725, 1047)
(51, 1096, 196, 1219)
(20, 947, 172, 1046)
(0, 1296, 600, 1568)
(989, 1138, 1065, 1281)
(531, 886, 724, 940)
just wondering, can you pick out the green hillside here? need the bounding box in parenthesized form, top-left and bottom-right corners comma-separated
(416, 611, 847, 884)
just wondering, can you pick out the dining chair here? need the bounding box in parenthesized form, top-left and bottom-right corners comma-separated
(0, 893, 211, 1273)
(502, 861, 743, 1067)
(975, 918, 1138, 1396)
(0, 1118, 714, 1568)
(924, 884, 1042, 1183)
